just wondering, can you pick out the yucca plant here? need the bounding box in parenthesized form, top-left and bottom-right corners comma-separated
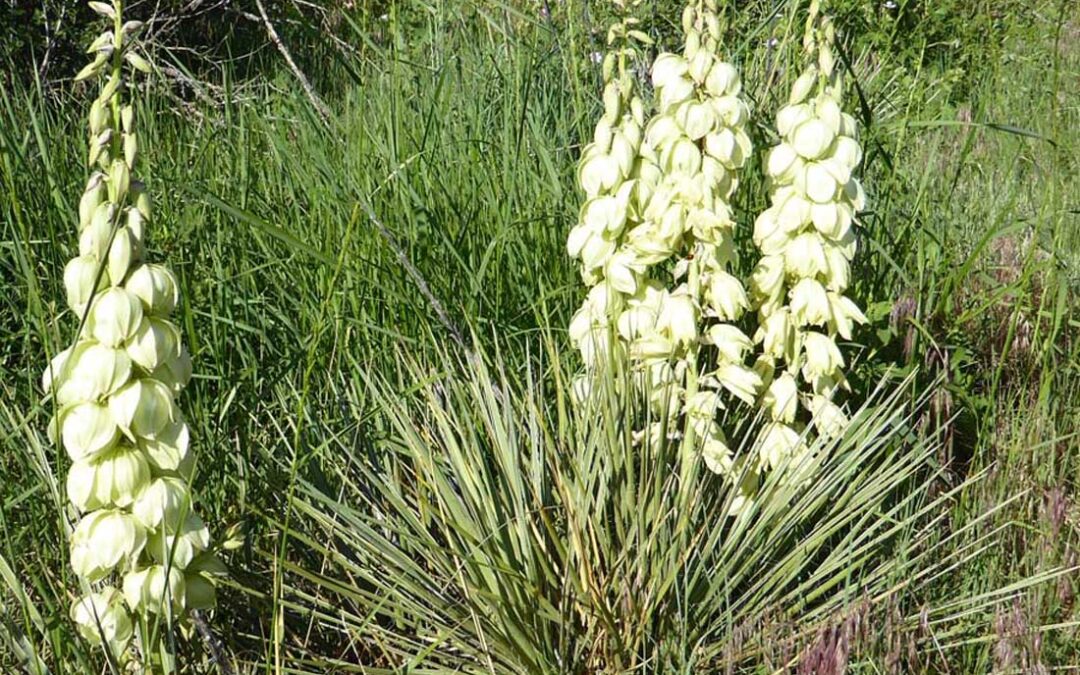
(268, 327, 1059, 672)
(32, 0, 226, 670)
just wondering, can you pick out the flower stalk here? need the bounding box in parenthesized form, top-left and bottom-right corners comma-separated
(45, 0, 224, 665)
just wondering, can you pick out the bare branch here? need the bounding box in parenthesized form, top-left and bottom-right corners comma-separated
(253, 0, 331, 123)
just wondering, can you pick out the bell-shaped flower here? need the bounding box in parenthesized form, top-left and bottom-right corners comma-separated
(147, 512, 210, 569)
(132, 476, 191, 531)
(704, 61, 739, 97)
(64, 256, 106, 314)
(802, 163, 839, 203)
(713, 363, 763, 406)
(150, 345, 193, 393)
(125, 317, 180, 371)
(138, 420, 192, 476)
(56, 342, 132, 405)
(791, 118, 835, 160)
(776, 103, 813, 137)
(657, 288, 698, 348)
(89, 287, 144, 347)
(756, 422, 803, 471)
(70, 588, 133, 657)
(651, 53, 689, 89)
(605, 249, 645, 294)
(61, 401, 120, 461)
(67, 445, 150, 510)
(757, 309, 795, 363)
(762, 372, 799, 423)
(702, 430, 734, 476)
(806, 394, 848, 439)
(789, 278, 831, 327)
(802, 331, 845, 380)
(576, 148, 621, 198)
(706, 270, 748, 321)
(125, 263, 178, 317)
(122, 565, 185, 616)
(704, 324, 753, 364)
(109, 378, 177, 440)
(828, 292, 868, 340)
(70, 509, 146, 581)
(784, 231, 828, 278)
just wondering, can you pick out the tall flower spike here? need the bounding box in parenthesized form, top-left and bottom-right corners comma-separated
(44, 0, 224, 664)
(569, 0, 761, 482)
(749, 5, 868, 477)
(567, 0, 650, 394)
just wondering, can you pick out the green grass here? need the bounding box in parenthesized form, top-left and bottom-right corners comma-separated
(1, 0, 1077, 672)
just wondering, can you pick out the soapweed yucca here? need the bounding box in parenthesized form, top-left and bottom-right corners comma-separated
(39, 0, 225, 668)
(278, 333, 1006, 671)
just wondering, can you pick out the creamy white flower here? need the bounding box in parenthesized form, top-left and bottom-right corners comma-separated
(70, 509, 146, 581)
(70, 588, 132, 655)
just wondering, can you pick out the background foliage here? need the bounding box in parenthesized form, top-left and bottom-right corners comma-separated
(1, 0, 1077, 672)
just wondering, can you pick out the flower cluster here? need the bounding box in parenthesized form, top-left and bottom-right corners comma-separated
(42, 0, 222, 661)
(566, 2, 649, 379)
(568, 0, 761, 477)
(748, 11, 867, 472)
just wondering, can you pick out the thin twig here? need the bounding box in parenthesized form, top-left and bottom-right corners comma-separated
(191, 610, 236, 675)
(253, 0, 331, 123)
(356, 199, 472, 356)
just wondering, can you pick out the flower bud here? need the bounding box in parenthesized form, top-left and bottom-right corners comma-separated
(70, 509, 146, 581)
(109, 159, 131, 203)
(131, 180, 153, 221)
(121, 105, 135, 133)
(79, 202, 116, 260)
(89, 287, 144, 347)
(789, 68, 818, 105)
(79, 174, 106, 230)
(108, 226, 139, 284)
